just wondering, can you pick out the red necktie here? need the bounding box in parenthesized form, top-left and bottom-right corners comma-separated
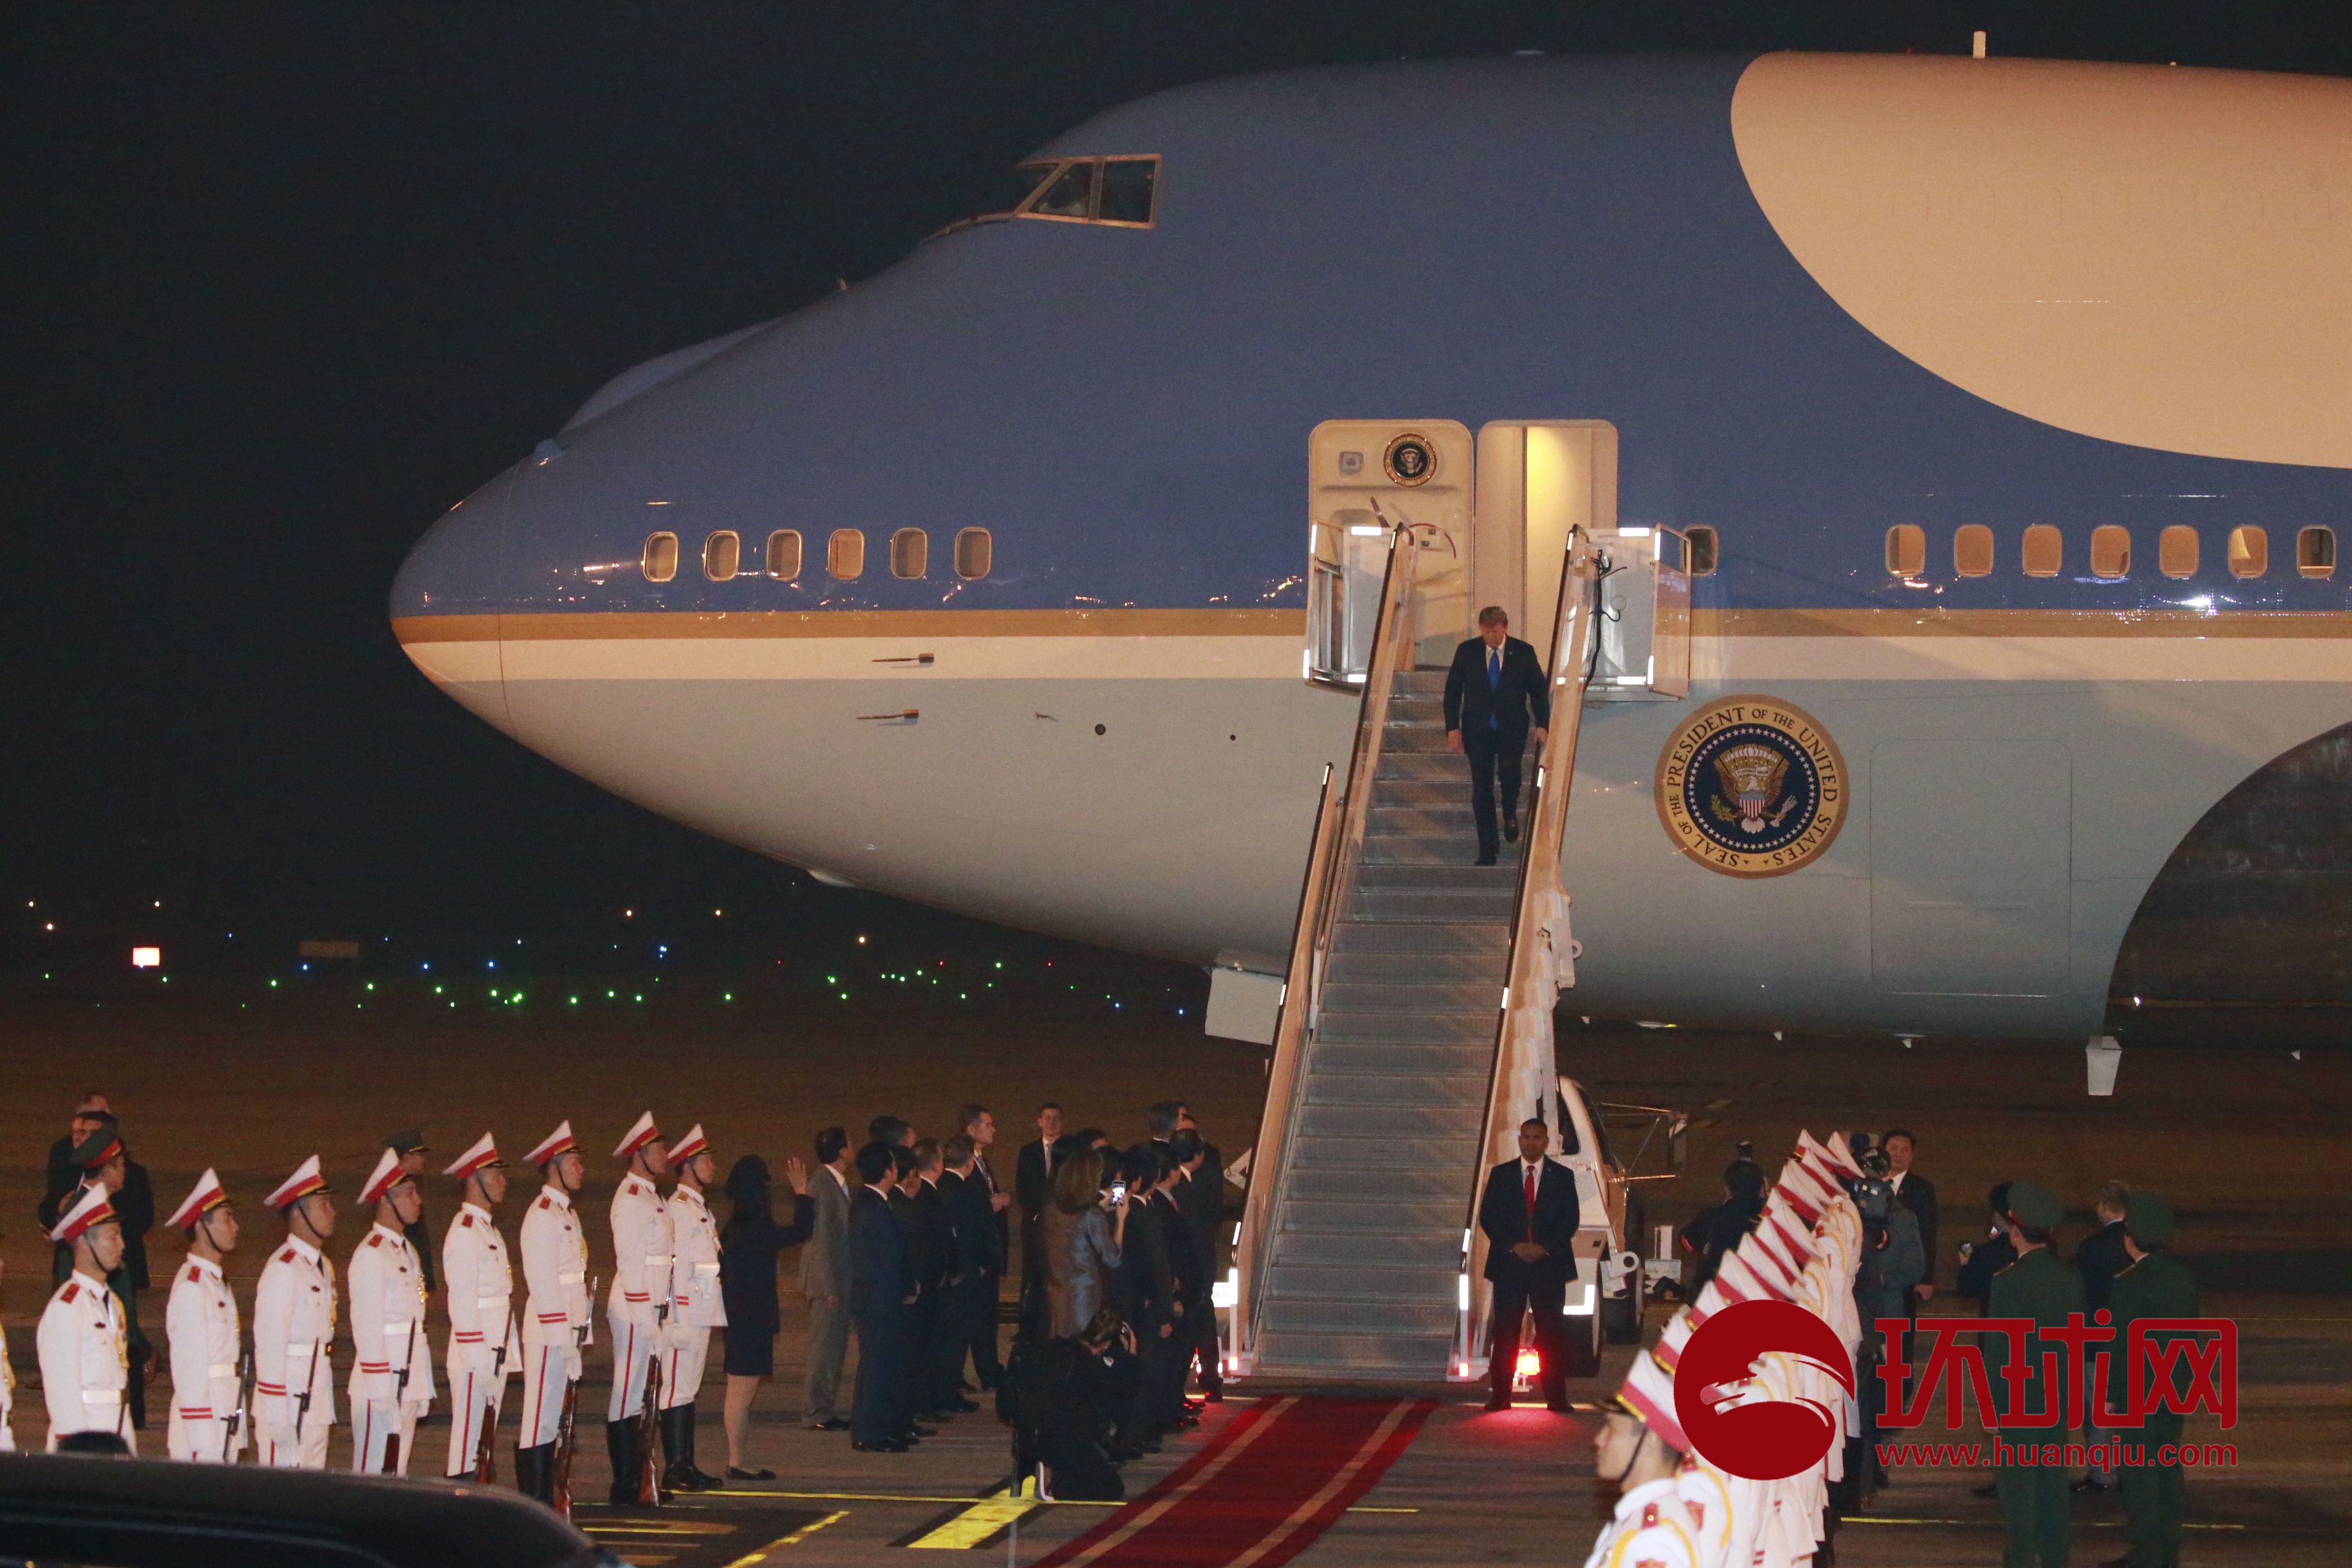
(1524, 1165, 1538, 1241)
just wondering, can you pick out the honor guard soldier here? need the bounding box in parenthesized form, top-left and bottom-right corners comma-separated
(2104, 1192, 2198, 1568)
(1, 1252, 16, 1451)
(442, 1132, 519, 1481)
(1989, 1179, 2088, 1568)
(659, 1124, 724, 1492)
(606, 1110, 672, 1503)
(347, 1147, 436, 1475)
(39, 1186, 133, 1452)
(515, 1122, 591, 1505)
(163, 1170, 246, 1462)
(254, 1156, 338, 1467)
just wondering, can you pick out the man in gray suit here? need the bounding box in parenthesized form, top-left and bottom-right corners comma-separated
(800, 1127, 856, 1431)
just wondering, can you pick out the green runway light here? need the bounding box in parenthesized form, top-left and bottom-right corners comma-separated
(635, 994, 644, 1002)
(269, 979, 278, 987)
(570, 996, 579, 1004)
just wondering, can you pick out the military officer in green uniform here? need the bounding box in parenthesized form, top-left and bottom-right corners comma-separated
(1987, 1179, 2086, 1568)
(2101, 1192, 2198, 1568)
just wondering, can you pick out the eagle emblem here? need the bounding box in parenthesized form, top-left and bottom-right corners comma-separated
(1655, 697, 1847, 879)
(1710, 744, 1798, 834)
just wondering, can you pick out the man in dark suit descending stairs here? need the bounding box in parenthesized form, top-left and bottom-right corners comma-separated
(1443, 607, 1550, 866)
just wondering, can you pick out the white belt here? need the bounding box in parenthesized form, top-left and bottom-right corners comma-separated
(285, 1341, 318, 1358)
(85, 1392, 123, 1409)
(693, 1262, 720, 1276)
(558, 1272, 583, 1285)
(208, 1362, 237, 1380)
(644, 1256, 670, 1268)
(477, 1293, 507, 1305)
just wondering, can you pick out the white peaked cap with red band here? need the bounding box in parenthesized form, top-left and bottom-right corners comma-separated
(166, 1168, 231, 1230)
(358, 1147, 409, 1207)
(1654, 1308, 1697, 1373)
(613, 1111, 662, 1159)
(1618, 1348, 1693, 1455)
(666, 1123, 709, 1164)
(1806, 1129, 1865, 1180)
(50, 1183, 120, 1244)
(265, 1154, 331, 1211)
(443, 1132, 503, 1179)
(525, 1121, 578, 1166)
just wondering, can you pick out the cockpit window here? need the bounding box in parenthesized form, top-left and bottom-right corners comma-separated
(1097, 158, 1156, 225)
(1030, 161, 1096, 218)
(936, 156, 1160, 240)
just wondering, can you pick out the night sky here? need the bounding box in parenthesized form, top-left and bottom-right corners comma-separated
(6, 4, 2347, 953)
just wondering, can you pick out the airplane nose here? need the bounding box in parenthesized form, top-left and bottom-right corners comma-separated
(389, 466, 516, 736)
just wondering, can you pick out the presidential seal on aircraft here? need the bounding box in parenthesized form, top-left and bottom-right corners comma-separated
(1656, 698, 1846, 878)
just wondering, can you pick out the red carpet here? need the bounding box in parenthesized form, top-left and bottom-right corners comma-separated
(1032, 1396, 1435, 1568)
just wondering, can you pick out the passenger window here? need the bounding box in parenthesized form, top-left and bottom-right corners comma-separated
(955, 527, 994, 580)
(890, 527, 928, 579)
(828, 528, 865, 581)
(2158, 525, 2198, 579)
(2227, 526, 2267, 578)
(1684, 525, 1718, 576)
(642, 532, 679, 583)
(1884, 525, 1925, 578)
(1953, 525, 1994, 578)
(2298, 525, 2336, 578)
(2021, 525, 2063, 578)
(1030, 161, 1095, 219)
(1097, 158, 1158, 225)
(2090, 525, 2132, 579)
(702, 529, 740, 582)
(766, 528, 802, 581)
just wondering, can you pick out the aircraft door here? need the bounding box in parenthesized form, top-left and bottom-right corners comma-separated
(1306, 421, 1474, 683)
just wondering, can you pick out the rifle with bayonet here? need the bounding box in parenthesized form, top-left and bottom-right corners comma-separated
(220, 1350, 254, 1462)
(635, 1304, 667, 1505)
(551, 1274, 595, 1520)
(472, 1310, 516, 1483)
(383, 1316, 419, 1474)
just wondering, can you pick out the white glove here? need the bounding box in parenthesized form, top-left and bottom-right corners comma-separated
(564, 1343, 584, 1382)
(468, 1343, 500, 1379)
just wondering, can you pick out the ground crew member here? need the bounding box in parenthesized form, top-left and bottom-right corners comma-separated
(514, 1122, 590, 1504)
(441, 1132, 518, 1480)
(1987, 1179, 2087, 1568)
(2102, 1192, 2198, 1568)
(661, 1123, 724, 1491)
(39, 1185, 132, 1452)
(253, 1155, 338, 1468)
(606, 1110, 672, 1503)
(347, 1147, 436, 1475)
(163, 1169, 244, 1461)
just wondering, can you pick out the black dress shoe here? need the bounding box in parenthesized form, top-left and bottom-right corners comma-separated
(1482, 1396, 1512, 1412)
(1970, 1482, 1997, 1498)
(906, 1423, 940, 1438)
(939, 1397, 981, 1414)
(807, 1416, 851, 1432)
(852, 1438, 909, 1453)
(1503, 813, 1520, 842)
(2070, 1476, 2114, 1494)
(1475, 854, 1497, 867)
(726, 1466, 775, 1481)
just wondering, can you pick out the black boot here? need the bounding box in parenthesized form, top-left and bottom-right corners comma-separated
(606, 1419, 641, 1506)
(662, 1405, 716, 1491)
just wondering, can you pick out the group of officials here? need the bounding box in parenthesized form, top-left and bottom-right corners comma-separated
(19, 1109, 752, 1509)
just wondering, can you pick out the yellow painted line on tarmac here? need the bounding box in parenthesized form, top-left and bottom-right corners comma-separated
(583, 1520, 741, 1535)
(905, 1486, 1037, 1550)
(720, 1509, 851, 1565)
(1845, 1518, 2248, 1531)
(702, 1488, 1414, 1516)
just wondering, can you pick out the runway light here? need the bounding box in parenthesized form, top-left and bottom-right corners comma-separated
(131, 947, 161, 969)
(856, 934, 868, 945)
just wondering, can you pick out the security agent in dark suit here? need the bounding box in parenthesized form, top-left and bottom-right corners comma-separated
(1013, 1103, 1066, 1338)
(1477, 1118, 1582, 1411)
(847, 1142, 916, 1452)
(1443, 607, 1551, 866)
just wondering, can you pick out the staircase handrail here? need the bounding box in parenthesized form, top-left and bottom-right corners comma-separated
(1234, 523, 1424, 1367)
(1458, 527, 1602, 1373)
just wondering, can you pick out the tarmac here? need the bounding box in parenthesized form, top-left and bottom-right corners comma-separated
(2, 972, 2346, 1565)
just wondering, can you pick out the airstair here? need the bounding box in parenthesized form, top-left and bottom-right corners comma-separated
(1232, 419, 1688, 1382)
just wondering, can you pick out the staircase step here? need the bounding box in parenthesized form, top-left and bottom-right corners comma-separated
(1390, 670, 1450, 695)
(1329, 921, 1507, 956)
(1354, 862, 1519, 890)
(1262, 1258, 1460, 1300)
(1288, 1134, 1477, 1173)
(1283, 1188, 1465, 1224)
(1319, 979, 1499, 1013)
(1316, 1011, 1495, 1047)
(1326, 947, 1502, 983)
(1272, 1226, 1464, 1267)
(1296, 1102, 1486, 1139)
(1258, 1298, 1460, 1341)
(1252, 1328, 1456, 1377)
(1302, 1072, 1488, 1108)
(1346, 887, 1517, 922)
(1305, 1042, 1493, 1078)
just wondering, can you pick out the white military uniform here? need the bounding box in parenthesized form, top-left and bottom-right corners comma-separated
(255, 1157, 340, 1469)
(662, 1177, 725, 1409)
(442, 1199, 519, 1476)
(38, 1272, 131, 1453)
(1, 1320, 15, 1452)
(1583, 1475, 1699, 1568)
(519, 1179, 590, 1448)
(606, 1138, 672, 1422)
(165, 1256, 244, 1461)
(347, 1220, 436, 1473)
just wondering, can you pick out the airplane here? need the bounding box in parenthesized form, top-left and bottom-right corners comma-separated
(392, 50, 2352, 1058)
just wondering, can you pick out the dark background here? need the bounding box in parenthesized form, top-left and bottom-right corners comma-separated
(6, 3, 2349, 961)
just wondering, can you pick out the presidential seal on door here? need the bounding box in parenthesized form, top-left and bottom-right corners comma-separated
(1656, 697, 1846, 877)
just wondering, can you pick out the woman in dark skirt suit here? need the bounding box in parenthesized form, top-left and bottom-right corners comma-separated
(719, 1152, 814, 1480)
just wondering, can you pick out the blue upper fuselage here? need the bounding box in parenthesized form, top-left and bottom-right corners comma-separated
(391, 54, 2351, 624)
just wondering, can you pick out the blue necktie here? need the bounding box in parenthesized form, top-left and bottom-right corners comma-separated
(1487, 647, 1501, 731)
